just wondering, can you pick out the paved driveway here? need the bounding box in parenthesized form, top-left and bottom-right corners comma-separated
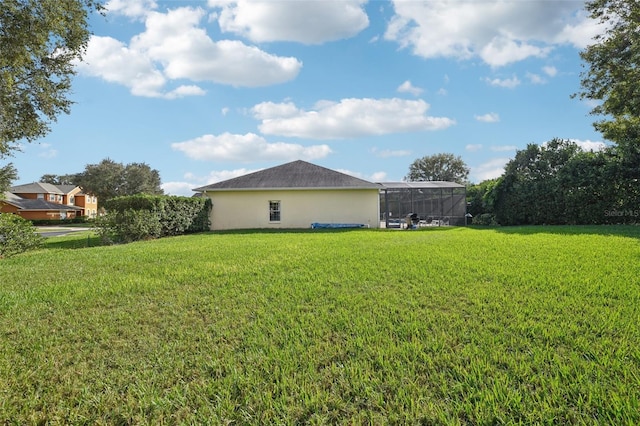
(37, 226, 92, 237)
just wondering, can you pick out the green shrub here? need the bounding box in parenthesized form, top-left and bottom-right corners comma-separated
(0, 214, 44, 258)
(472, 213, 499, 226)
(96, 209, 162, 244)
(98, 195, 211, 243)
(31, 216, 90, 226)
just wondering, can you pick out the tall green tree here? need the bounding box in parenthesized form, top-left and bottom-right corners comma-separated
(40, 173, 79, 185)
(0, 163, 18, 196)
(73, 159, 164, 205)
(1, 0, 101, 197)
(487, 139, 633, 225)
(466, 178, 499, 217)
(406, 153, 470, 183)
(0, 0, 102, 154)
(122, 163, 163, 196)
(575, 0, 640, 145)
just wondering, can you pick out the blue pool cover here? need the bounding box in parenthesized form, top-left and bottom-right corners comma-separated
(311, 223, 366, 229)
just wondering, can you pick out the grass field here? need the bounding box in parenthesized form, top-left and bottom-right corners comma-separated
(1, 226, 639, 424)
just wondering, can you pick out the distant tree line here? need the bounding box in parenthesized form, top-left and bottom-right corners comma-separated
(465, 0, 640, 226)
(41, 158, 164, 207)
(467, 139, 639, 225)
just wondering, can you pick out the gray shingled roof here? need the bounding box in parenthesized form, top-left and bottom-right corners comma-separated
(194, 160, 382, 192)
(10, 182, 63, 194)
(2, 192, 82, 211)
(56, 184, 81, 194)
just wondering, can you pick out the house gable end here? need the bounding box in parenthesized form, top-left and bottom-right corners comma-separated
(194, 160, 381, 192)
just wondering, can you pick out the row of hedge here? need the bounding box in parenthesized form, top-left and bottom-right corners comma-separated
(30, 217, 91, 226)
(97, 195, 211, 243)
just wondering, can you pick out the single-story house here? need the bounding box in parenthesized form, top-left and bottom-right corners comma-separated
(193, 160, 382, 230)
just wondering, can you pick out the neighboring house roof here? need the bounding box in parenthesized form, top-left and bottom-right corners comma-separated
(56, 184, 82, 194)
(379, 181, 466, 189)
(1, 192, 82, 211)
(10, 182, 63, 194)
(194, 160, 382, 192)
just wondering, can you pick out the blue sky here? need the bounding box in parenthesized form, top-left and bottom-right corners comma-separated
(11, 0, 607, 196)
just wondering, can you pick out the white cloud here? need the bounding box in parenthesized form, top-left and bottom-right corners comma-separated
(554, 11, 605, 49)
(165, 85, 207, 99)
(479, 37, 550, 67)
(397, 80, 423, 96)
(465, 144, 483, 152)
(171, 132, 332, 162)
(371, 148, 412, 158)
(370, 171, 388, 182)
(77, 36, 171, 98)
(385, 1, 597, 67)
(253, 98, 455, 139)
(484, 76, 521, 89)
(251, 101, 300, 120)
(162, 168, 261, 196)
(201, 168, 262, 184)
(475, 113, 500, 123)
(526, 72, 545, 85)
(472, 158, 511, 182)
(336, 169, 387, 182)
(491, 145, 517, 152)
(37, 143, 58, 159)
(161, 181, 197, 197)
(105, 0, 157, 19)
(209, 0, 369, 44)
(571, 139, 607, 152)
(77, 7, 302, 97)
(543, 66, 558, 77)
(132, 8, 302, 86)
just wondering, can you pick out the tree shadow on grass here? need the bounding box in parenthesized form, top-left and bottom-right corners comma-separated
(43, 234, 104, 250)
(470, 224, 640, 240)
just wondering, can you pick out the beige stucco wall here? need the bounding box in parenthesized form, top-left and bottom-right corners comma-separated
(205, 189, 380, 230)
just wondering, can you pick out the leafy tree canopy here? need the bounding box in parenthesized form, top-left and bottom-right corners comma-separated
(0, 163, 18, 196)
(576, 0, 640, 145)
(487, 138, 635, 225)
(44, 159, 164, 205)
(40, 173, 78, 186)
(406, 153, 470, 183)
(0, 0, 102, 155)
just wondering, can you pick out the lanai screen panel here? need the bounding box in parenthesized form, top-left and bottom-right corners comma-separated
(379, 182, 466, 226)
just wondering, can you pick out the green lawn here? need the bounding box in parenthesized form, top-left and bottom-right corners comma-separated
(1, 226, 639, 424)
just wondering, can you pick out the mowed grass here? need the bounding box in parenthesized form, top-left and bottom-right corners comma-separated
(1, 226, 639, 424)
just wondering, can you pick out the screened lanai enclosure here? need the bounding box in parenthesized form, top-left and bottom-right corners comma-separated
(379, 182, 467, 228)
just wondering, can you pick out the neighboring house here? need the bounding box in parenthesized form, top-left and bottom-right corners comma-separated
(193, 160, 382, 230)
(1, 182, 98, 220)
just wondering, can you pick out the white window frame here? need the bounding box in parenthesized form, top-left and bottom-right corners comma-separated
(269, 200, 281, 222)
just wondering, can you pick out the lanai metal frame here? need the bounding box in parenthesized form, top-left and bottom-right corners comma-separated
(379, 181, 467, 227)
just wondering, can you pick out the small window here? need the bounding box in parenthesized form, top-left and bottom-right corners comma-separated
(49, 194, 55, 201)
(269, 201, 281, 222)
(69, 196, 75, 204)
(37, 194, 44, 199)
